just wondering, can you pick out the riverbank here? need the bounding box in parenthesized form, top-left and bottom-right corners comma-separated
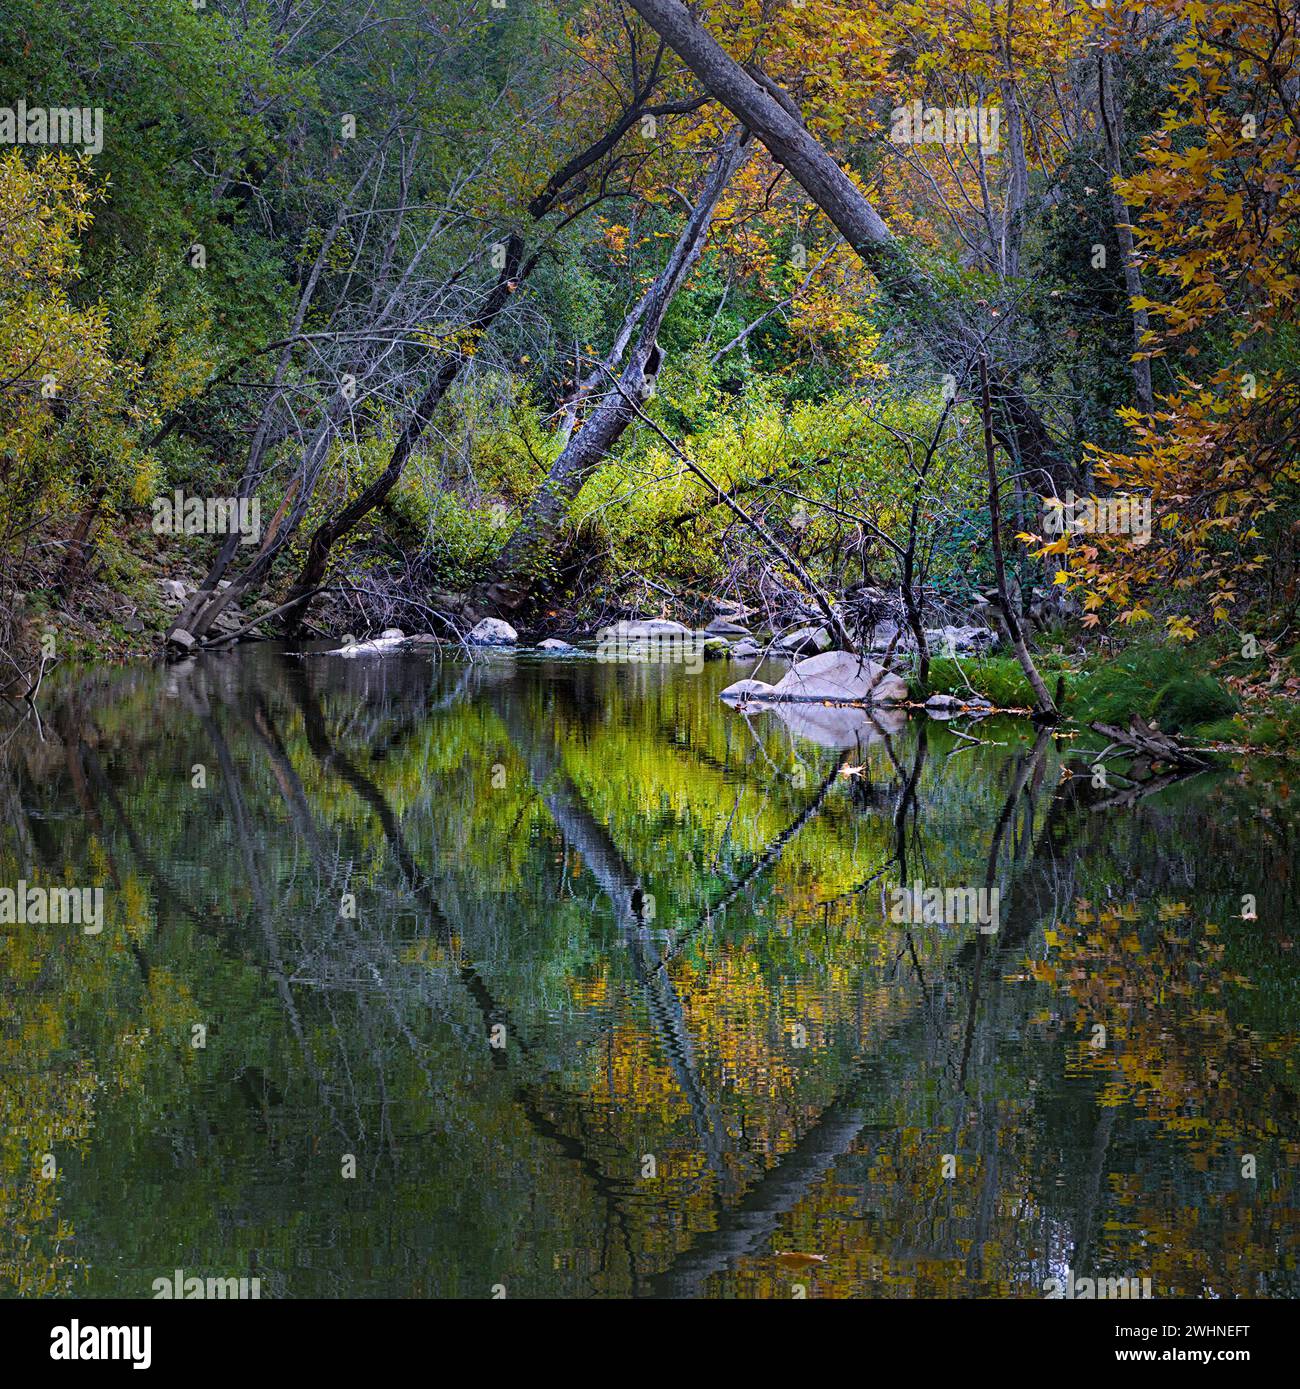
(5, 550, 1294, 757)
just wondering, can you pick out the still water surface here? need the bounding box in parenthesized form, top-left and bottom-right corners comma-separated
(2, 648, 1297, 1298)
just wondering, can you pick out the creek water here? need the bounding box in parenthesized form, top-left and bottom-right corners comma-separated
(1, 646, 1296, 1298)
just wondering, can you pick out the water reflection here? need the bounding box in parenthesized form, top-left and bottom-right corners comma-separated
(1, 648, 1297, 1298)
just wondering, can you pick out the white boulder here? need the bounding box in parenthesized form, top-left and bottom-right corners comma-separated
(604, 618, 693, 639)
(334, 631, 408, 658)
(467, 618, 518, 646)
(720, 677, 778, 702)
(773, 650, 909, 704)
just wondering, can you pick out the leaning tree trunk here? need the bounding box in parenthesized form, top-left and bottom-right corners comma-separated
(470, 127, 753, 619)
(979, 355, 1057, 721)
(625, 0, 1073, 497)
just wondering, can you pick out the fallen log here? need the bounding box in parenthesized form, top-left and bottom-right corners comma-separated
(1090, 716, 1209, 769)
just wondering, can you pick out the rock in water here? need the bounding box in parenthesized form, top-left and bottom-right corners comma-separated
(467, 618, 518, 646)
(772, 650, 909, 704)
(600, 618, 693, 639)
(537, 638, 577, 652)
(705, 617, 751, 637)
(720, 677, 778, 702)
(334, 631, 408, 658)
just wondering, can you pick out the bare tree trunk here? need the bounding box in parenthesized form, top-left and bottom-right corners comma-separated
(55, 483, 105, 596)
(1098, 49, 1155, 417)
(473, 127, 753, 617)
(279, 235, 530, 634)
(625, 0, 1073, 495)
(900, 554, 930, 690)
(999, 74, 1029, 280)
(979, 355, 1056, 720)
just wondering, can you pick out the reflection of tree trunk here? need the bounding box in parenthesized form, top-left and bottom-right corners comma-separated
(200, 704, 346, 1136)
(649, 727, 1050, 1296)
(1070, 1103, 1118, 1277)
(666, 751, 847, 962)
(0, 752, 38, 866)
(497, 691, 729, 1177)
(892, 721, 928, 884)
(651, 1082, 876, 1297)
(276, 663, 643, 1244)
(78, 742, 207, 931)
(953, 729, 1055, 967)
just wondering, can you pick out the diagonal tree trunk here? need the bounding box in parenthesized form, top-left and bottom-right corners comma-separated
(472, 126, 753, 618)
(625, 0, 1073, 496)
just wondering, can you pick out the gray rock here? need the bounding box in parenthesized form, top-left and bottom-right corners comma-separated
(604, 618, 693, 639)
(730, 640, 762, 660)
(405, 634, 440, 646)
(772, 650, 909, 704)
(380, 627, 405, 641)
(776, 624, 832, 656)
(720, 677, 778, 702)
(705, 617, 751, 637)
(925, 624, 998, 656)
(925, 693, 962, 709)
(332, 631, 409, 658)
(161, 579, 189, 602)
(168, 628, 197, 651)
(864, 623, 906, 652)
(467, 618, 517, 646)
(537, 638, 577, 652)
